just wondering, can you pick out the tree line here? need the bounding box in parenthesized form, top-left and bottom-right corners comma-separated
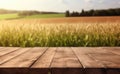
(18, 11, 40, 16)
(0, 9, 17, 14)
(18, 11, 61, 17)
(65, 8, 120, 17)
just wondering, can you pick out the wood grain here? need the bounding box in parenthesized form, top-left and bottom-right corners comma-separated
(51, 47, 83, 74)
(0, 47, 19, 57)
(0, 48, 30, 65)
(0, 47, 120, 74)
(89, 47, 120, 68)
(30, 47, 56, 74)
(0, 47, 47, 67)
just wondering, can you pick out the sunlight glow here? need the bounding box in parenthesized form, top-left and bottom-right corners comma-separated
(0, 0, 119, 12)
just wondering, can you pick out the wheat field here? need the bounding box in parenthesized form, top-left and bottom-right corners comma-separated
(0, 18, 120, 47)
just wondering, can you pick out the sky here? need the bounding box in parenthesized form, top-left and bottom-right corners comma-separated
(0, 0, 120, 12)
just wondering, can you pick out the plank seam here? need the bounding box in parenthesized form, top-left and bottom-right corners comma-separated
(49, 47, 57, 74)
(0, 48, 20, 58)
(87, 53, 107, 68)
(0, 47, 6, 52)
(71, 47, 84, 68)
(88, 47, 120, 68)
(0, 48, 31, 65)
(29, 47, 49, 68)
(103, 48, 120, 56)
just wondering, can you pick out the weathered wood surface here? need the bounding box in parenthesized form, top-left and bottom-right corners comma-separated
(0, 47, 120, 74)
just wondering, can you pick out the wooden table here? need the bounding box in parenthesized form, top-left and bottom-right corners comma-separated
(0, 47, 120, 74)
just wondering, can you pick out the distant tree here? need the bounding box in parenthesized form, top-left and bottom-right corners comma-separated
(67, 8, 120, 17)
(70, 11, 79, 17)
(0, 9, 17, 14)
(89, 9, 94, 16)
(71, 11, 75, 16)
(18, 11, 40, 17)
(80, 9, 85, 16)
(93, 10, 99, 16)
(65, 10, 70, 17)
(107, 9, 116, 16)
(115, 8, 120, 15)
(75, 12, 80, 16)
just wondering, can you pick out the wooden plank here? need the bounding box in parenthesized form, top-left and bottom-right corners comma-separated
(0, 47, 48, 74)
(83, 68, 106, 74)
(51, 47, 83, 74)
(102, 47, 120, 55)
(0, 47, 20, 57)
(28, 68, 50, 74)
(0, 48, 30, 65)
(72, 47, 105, 68)
(0, 47, 6, 52)
(0, 47, 119, 74)
(0, 47, 47, 67)
(89, 47, 120, 68)
(0, 68, 28, 74)
(73, 47, 120, 74)
(30, 47, 57, 74)
(72, 47, 105, 74)
(106, 68, 120, 74)
(32, 47, 56, 68)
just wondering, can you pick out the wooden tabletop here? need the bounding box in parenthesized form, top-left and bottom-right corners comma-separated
(0, 47, 120, 74)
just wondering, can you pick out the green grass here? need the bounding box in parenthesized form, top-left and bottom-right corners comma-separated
(0, 13, 19, 20)
(24, 13, 65, 18)
(0, 22, 119, 47)
(0, 13, 65, 20)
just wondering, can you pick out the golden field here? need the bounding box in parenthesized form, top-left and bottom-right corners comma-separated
(0, 17, 120, 47)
